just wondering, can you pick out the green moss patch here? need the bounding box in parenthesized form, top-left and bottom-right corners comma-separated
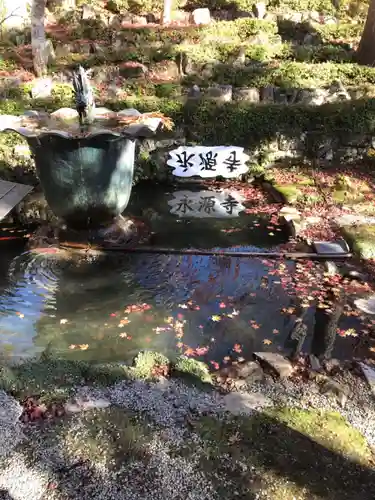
(132, 350, 169, 379)
(173, 356, 213, 385)
(341, 224, 375, 260)
(273, 184, 302, 203)
(267, 169, 320, 206)
(184, 61, 375, 89)
(194, 407, 374, 499)
(331, 174, 375, 214)
(0, 359, 132, 401)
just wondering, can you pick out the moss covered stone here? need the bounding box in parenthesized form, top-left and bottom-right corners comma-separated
(341, 224, 375, 260)
(132, 350, 170, 379)
(174, 356, 213, 384)
(273, 184, 302, 203)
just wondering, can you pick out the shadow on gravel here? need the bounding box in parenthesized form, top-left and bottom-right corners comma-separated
(9, 391, 375, 500)
(0, 489, 14, 499)
(231, 411, 375, 500)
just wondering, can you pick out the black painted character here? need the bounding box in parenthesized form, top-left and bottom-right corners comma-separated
(199, 151, 218, 171)
(223, 150, 241, 172)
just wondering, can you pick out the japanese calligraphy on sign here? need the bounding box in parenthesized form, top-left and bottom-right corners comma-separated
(167, 146, 249, 178)
(168, 190, 245, 218)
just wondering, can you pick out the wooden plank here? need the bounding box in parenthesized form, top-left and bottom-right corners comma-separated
(0, 182, 33, 221)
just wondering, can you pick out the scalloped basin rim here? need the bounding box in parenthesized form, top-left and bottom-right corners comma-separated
(0, 107, 164, 138)
(0, 125, 161, 139)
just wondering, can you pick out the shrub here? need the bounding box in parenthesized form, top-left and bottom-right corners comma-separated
(185, 61, 375, 89)
(291, 44, 353, 63)
(167, 98, 375, 155)
(187, 0, 368, 17)
(315, 22, 364, 43)
(3, 94, 375, 155)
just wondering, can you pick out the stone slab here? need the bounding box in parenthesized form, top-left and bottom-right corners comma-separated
(359, 362, 375, 395)
(0, 180, 33, 221)
(313, 240, 349, 255)
(354, 295, 375, 315)
(253, 352, 293, 378)
(335, 214, 375, 226)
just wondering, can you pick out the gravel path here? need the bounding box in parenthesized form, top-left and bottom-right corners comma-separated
(0, 372, 374, 500)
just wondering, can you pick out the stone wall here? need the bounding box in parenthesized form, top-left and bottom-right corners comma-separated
(185, 80, 354, 105)
(135, 128, 375, 183)
(1, 125, 374, 188)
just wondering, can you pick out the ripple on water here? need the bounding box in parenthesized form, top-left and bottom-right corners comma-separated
(0, 248, 297, 362)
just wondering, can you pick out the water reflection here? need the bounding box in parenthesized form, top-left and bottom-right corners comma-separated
(0, 180, 372, 364)
(0, 251, 60, 359)
(0, 246, 372, 364)
(0, 247, 296, 363)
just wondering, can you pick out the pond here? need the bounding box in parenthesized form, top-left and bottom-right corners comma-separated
(0, 184, 373, 367)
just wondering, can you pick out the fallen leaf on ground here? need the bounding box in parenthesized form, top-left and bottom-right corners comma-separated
(196, 346, 209, 355)
(233, 343, 242, 353)
(151, 364, 170, 378)
(184, 347, 196, 357)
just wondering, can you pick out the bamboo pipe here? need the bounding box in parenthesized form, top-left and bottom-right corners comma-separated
(59, 242, 352, 260)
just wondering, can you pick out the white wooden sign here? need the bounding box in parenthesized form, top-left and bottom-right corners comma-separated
(167, 146, 249, 178)
(168, 190, 245, 218)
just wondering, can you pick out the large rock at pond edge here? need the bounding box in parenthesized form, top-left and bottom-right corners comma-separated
(359, 362, 375, 395)
(253, 352, 293, 378)
(190, 8, 211, 25)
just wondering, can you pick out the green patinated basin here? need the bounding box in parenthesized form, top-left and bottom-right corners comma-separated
(29, 133, 136, 228)
(0, 107, 163, 229)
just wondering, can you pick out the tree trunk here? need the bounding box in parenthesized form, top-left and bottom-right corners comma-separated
(31, 0, 47, 76)
(356, 0, 375, 66)
(162, 0, 172, 25)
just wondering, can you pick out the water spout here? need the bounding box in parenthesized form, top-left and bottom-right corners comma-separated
(72, 65, 95, 129)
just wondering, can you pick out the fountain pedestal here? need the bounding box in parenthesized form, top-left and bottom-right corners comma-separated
(27, 215, 152, 253)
